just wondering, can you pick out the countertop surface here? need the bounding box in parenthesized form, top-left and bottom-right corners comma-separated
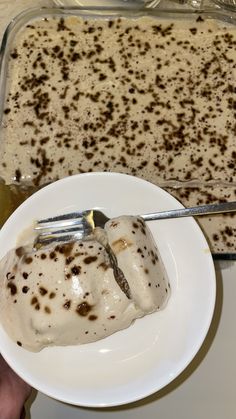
(0, 1, 236, 418)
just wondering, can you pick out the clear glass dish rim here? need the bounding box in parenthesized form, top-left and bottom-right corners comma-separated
(1, 3, 236, 55)
(0, 5, 236, 260)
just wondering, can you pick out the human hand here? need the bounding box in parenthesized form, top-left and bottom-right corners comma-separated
(0, 355, 31, 419)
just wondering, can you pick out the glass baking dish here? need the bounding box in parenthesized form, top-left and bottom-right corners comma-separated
(0, 4, 235, 258)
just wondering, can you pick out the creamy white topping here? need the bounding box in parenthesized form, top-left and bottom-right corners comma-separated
(1, 16, 235, 186)
(0, 216, 170, 351)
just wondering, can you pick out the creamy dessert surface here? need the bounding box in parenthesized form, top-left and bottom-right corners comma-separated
(0, 216, 170, 351)
(0, 15, 236, 186)
(0, 13, 236, 254)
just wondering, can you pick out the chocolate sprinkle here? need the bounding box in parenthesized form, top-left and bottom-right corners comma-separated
(76, 301, 92, 316)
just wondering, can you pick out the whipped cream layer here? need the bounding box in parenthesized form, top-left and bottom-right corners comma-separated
(0, 15, 235, 186)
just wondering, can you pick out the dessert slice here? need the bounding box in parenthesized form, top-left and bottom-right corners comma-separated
(0, 216, 170, 351)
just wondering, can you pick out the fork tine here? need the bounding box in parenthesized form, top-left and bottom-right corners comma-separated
(34, 209, 109, 249)
(35, 218, 89, 231)
(38, 225, 93, 237)
(37, 209, 92, 224)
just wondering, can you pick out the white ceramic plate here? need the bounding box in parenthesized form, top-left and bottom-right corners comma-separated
(0, 173, 215, 407)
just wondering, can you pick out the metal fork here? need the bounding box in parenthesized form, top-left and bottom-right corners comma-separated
(34, 201, 236, 247)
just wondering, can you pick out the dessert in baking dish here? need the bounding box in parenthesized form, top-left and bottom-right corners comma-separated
(0, 13, 235, 253)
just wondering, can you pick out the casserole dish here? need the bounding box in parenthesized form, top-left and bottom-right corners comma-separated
(0, 4, 235, 257)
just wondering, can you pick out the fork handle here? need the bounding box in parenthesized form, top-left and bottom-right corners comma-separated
(141, 201, 236, 221)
